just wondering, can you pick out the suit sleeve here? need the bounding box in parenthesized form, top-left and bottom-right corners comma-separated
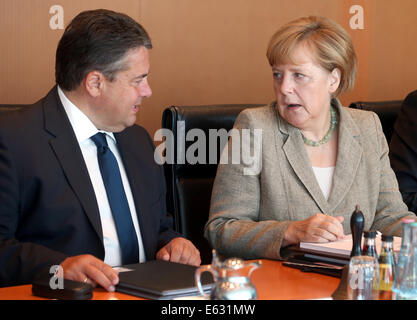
(389, 92, 417, 214)
(0, 132, 67, 287)
(369, 113, 415, 235)
(390, 131, 417, 213)
(155, 162, 180, 250)
(142, 129, 180, 252)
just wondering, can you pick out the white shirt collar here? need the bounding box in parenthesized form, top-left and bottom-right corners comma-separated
(57, 86, 116, 144)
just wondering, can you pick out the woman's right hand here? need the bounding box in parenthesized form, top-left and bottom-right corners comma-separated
(282, 213, 346, 246)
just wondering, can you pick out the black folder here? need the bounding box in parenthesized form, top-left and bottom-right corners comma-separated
(115, 260, 214, 300)
(280, 245, 349, 278)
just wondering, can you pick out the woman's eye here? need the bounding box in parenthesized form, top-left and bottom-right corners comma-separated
(273, 72, 282, 79)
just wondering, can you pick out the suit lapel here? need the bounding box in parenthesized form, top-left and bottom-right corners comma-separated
(328, 104, 362, 211)
(114, 130, 152, 258)
(274, 106, 329, 213)
(114, 131, 144, 218)
(43, 87, 103, 242)
(274, 101, 363, 214)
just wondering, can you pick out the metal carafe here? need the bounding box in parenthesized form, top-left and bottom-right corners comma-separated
(195, 250, 262, 300)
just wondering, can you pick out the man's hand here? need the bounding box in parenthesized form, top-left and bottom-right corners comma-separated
(156, 237, 201, 266)
(60, 254, 119, 292)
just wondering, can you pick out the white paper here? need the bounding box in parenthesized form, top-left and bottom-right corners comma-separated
(300, 233, 401, 257)
(112, 266, 134, 273)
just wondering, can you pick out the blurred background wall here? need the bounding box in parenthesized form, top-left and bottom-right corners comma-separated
(1, 0, 416, 139)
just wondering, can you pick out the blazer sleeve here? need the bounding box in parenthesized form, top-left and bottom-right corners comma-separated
(0, 133, 68, 287)
(204, 109, 291, 260)
(369, 112, 415, 235)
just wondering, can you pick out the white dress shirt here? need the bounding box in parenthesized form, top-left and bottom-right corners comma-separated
(58, 86, 146, 266)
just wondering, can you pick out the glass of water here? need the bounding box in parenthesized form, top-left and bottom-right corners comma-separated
(347, 255, 379, 300)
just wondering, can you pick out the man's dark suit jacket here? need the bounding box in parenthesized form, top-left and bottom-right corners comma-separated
(0, 87, 179, 287)
(390, 90, 417, 214)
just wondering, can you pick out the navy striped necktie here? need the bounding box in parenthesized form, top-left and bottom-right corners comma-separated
(91, 132, 139, 265)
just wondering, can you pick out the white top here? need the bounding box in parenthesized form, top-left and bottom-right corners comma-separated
(312, 166, 335, 201)
(58, 86, 146, 266)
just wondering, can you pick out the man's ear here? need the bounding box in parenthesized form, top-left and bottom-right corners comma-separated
(329, 68, 341, 94)
(84, 71, 104, 97)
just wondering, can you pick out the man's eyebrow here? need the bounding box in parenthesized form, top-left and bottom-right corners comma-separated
(132, 73, 148, 80)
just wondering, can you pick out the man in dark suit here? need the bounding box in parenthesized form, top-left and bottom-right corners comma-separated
(0, 9, 200, 291)
(390, 90, 417, 214)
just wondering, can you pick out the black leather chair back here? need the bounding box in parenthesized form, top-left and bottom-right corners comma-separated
(349, 100, 402, 143)
(161, 104, 264, 263)
(0, 104, 26, 114)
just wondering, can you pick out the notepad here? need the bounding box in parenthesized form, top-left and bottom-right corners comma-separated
(299, 233, 401, 258)
(116, 260, 214, 300)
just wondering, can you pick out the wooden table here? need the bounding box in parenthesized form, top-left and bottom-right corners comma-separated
(0, 260, 340, 300)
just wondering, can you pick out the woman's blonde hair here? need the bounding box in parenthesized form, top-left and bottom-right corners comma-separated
(266, 16, 357, 97)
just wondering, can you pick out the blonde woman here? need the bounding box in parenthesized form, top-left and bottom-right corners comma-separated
(205, 16, 414, 259)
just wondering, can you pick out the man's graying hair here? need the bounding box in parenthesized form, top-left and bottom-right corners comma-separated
(55, 9, 152, 91)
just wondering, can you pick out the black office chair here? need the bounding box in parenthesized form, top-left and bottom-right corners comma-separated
(0, 104, 26, 114)
(161, 104, 264, 264)
(349, 100, 403, 143)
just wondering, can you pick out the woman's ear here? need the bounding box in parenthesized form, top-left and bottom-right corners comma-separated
(329, 68, 341, 94)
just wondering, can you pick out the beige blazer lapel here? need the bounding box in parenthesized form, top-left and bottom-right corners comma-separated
(273, 105, 329, 213)
(328, 102, 363, 212)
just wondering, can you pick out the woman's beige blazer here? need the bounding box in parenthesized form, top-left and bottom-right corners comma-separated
(205, 100, 414, 259)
